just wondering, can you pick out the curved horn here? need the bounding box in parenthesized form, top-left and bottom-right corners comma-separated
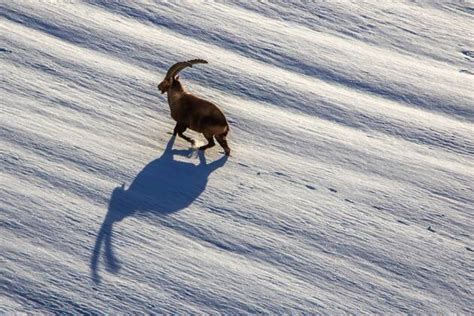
(165, 59, 208, 79)
(165, 61, 191, 79)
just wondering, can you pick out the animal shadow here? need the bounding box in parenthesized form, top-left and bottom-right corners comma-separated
(90, 136, 227, 283)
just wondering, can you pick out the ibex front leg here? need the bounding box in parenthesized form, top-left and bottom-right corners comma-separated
(173, 122, 195, 145)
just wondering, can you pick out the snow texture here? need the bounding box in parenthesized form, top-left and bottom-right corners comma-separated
(1, 1, 473, 314)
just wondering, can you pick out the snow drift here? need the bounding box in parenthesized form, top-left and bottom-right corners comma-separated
(1, 1, 473, 313)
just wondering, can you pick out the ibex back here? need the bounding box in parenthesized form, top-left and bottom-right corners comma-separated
(158, 59, 231, 156)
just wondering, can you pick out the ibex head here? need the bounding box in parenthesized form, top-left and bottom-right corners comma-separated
(158, 59, 208, 94)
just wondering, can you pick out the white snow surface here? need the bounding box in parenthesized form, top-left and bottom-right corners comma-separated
(1, 1, 473, 314)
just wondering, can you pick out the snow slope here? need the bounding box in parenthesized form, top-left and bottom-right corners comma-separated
(1, 1, 473, 313)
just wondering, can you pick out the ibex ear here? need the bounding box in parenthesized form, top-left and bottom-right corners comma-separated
(175, 75, 180, 80)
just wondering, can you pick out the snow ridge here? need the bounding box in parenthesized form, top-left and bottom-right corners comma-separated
(1, 1, 473, 314)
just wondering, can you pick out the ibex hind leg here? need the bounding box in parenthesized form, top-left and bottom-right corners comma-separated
(173, 122, 195, 145)
(199, 133, 215, 151)
(215, 132, 230, 156)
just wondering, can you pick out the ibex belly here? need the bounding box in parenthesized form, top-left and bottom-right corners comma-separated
(189, 116, 227, 135)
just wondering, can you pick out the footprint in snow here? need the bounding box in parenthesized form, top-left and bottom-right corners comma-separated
(329, 188, 337, 193)
(461, 50, 474, 60)
(0, 48, 12, 54)
(305, 185, 316, 190)
(459, 69, 474, 75)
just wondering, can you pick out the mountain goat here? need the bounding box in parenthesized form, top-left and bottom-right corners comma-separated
(158, 59, 231, 156)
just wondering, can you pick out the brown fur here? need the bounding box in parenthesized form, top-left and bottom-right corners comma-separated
(158, 76, 230, 155)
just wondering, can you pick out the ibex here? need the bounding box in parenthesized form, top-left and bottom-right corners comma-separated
(158, 59, 231, 156)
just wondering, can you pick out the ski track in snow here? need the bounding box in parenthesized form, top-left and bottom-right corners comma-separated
(1, 1, 473, 314)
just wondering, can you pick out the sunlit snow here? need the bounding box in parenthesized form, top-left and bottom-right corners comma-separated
(1, 1, 473, 313)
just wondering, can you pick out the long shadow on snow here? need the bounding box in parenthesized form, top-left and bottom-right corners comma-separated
(90, 136, 227, 283)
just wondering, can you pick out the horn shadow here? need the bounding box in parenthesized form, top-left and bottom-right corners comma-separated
(90, 136, 228, 283)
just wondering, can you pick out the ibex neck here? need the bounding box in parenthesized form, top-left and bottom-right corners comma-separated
(167, 83, 185, 120)
(167, 86, 184, 105)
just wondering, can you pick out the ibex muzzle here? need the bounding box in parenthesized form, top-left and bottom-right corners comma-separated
(158, 59, 231, 156)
